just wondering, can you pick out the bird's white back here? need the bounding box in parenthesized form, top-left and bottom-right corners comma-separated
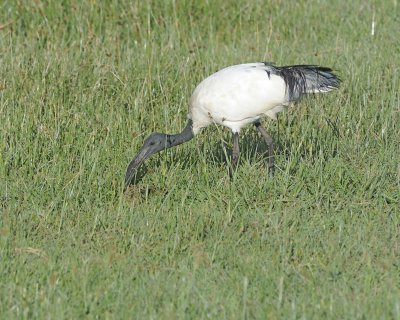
(189, 63, 289, 133)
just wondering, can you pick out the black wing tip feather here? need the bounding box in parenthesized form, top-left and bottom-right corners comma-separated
(262, 63, 341, 100)
(282, 65, 340, 81)
(262, 62, 340, 79)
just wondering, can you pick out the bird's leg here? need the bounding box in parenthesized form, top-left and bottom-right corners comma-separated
(254, 121, 275, 176)
(230, 132, 240, 177)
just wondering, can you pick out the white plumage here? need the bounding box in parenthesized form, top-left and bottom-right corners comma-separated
(189, 63, 287, 133)
(124, 62, 340, 188)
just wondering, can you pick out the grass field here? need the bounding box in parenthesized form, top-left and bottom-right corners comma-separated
(1, 0, 399, 318)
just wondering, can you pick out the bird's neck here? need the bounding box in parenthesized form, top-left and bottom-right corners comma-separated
(163, 119, 194, 149)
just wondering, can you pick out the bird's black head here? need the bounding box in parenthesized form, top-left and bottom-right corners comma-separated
(143, 132, 168, 154)
(124, 132, 168, 189)
(124, 120, 195, 190)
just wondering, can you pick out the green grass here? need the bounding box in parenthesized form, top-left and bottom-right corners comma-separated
(1, 0, 399, 318)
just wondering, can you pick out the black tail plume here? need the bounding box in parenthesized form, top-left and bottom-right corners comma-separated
(267, 63, 341, 101)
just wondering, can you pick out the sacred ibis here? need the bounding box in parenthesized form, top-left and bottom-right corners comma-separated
(124, 62, 340, 189)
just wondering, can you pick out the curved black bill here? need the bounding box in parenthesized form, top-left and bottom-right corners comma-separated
(124, 147, 150, 190)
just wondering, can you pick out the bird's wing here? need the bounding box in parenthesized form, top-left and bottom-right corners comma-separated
(190, 63, 288, 123)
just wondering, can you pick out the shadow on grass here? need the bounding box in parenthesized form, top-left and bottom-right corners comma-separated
(124, 122, 339, 190)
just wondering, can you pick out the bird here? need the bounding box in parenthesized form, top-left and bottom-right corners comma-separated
(124, 62, 340, 189)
